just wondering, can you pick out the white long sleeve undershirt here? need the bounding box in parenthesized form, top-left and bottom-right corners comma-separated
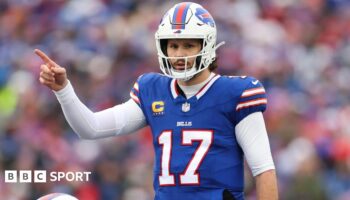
(54, 81, 146, 139)
(54, 80, 275, 176)
(235, 112, 275, 176)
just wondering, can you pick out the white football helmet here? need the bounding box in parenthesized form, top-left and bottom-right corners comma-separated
(155, 2, 224, 81)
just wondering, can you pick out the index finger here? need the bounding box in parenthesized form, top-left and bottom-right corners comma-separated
(34, 49, 53, 64)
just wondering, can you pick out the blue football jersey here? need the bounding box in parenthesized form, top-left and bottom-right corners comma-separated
(130, 73, 267, 200)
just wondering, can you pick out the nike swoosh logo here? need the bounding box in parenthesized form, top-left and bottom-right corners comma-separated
(252, 80, 259, 85)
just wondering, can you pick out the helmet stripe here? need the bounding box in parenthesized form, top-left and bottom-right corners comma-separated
(172, 2, 191, 29)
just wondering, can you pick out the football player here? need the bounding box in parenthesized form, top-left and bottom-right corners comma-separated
(36, 2, 278, 200)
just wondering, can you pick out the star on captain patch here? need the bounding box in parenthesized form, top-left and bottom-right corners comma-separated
(182, 102, 190, 112)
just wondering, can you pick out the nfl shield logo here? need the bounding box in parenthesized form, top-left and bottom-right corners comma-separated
(182, 102, 190, 112)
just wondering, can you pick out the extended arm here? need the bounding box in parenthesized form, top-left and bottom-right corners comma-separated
(54, 81, 147, 139)
(35, 49, 147, 139)
(235, 112, 278, 200)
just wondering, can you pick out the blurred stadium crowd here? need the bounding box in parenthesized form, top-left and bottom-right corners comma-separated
(0, 0, 350, 199)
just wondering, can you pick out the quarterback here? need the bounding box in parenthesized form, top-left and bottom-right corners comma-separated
(36, 2, 278, 200)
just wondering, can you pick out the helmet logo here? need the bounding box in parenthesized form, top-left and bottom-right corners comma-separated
(195, 7, 215, 27)
(171, 2, 192, 29)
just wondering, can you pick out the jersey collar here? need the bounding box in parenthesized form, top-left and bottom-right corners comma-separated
(170, 74, 221, 100)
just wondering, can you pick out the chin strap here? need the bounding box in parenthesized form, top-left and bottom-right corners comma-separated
(178, 75, 194, 82)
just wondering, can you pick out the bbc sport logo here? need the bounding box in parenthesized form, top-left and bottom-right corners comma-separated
(4, 170, 91, 183)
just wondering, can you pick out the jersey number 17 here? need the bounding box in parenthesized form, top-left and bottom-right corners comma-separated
(158, 130, 213, 186)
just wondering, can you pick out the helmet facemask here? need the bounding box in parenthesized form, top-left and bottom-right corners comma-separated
(158, 39, 205, 81)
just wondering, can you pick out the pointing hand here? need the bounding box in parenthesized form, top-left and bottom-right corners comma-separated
(35, 49, 68, 91)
